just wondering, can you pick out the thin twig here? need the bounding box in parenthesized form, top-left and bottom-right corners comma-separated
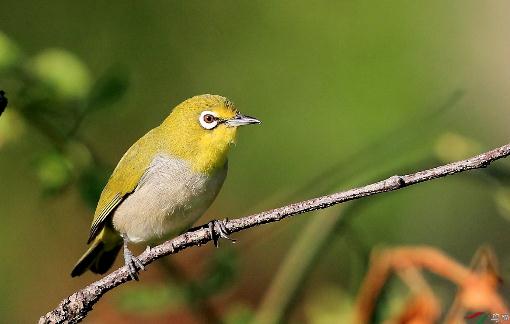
(40, 142, 510, 323)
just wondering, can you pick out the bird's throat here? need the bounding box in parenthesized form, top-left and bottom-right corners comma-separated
(158, 127, 233, 175)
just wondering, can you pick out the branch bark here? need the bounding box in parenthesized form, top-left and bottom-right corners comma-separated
(40, 142, 510, 324)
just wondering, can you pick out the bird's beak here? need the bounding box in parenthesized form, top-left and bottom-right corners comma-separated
(225, 113, 261, 127)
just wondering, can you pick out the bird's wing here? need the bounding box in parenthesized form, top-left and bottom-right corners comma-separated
(88, 192, 125, 243)
(87, 129, 159, 243)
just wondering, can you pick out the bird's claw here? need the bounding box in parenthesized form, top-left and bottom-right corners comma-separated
(124, 249, 144, 281)
(207, 219, 236, 247)
(122, 234, 145, 281)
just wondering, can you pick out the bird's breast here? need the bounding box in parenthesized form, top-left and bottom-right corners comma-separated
(112, 154, 227, 243)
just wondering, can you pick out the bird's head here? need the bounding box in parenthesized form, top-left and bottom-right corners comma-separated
(160, 94, 260, 173)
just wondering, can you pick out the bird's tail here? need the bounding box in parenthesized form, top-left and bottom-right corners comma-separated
(71, 227, 122, 277)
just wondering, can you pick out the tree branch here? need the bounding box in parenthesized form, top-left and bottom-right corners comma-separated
(40, 142, 510, 324)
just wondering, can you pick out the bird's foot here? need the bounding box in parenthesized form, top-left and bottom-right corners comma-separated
(122, 234, 145, 281)
(124, 247, 144, 281)
(207, 218, 236, 247)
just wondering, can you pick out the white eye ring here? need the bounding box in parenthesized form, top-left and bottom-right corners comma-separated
(199, 111, 219, 130)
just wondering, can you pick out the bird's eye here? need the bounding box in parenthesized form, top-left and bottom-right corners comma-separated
(204, 114, 215, 123)
(199, 111, 219, 129)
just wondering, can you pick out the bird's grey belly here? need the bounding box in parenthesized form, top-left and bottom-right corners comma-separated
(112, 154, 227, 243)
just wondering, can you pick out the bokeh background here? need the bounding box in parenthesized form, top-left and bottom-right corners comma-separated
(1, 1, 510, 323)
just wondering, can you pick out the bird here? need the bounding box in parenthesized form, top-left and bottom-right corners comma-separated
(71, 94, 260, 280)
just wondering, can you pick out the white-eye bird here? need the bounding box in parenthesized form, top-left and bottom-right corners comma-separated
(71, 94, 260, 279)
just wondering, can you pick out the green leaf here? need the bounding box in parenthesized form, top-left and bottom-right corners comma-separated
(0, 109, 26, 148)
(78, 166, 111, 209)
(35, 151, 73, 194)
(0, 31, 22, 74)
(26, 48, 91, 100)
(87, 67, 129, 111)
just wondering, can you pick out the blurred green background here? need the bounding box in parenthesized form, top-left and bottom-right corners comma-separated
(1, 1, 510, 323)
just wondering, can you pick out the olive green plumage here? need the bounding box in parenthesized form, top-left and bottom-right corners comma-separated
(71, 94, 260, 277)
